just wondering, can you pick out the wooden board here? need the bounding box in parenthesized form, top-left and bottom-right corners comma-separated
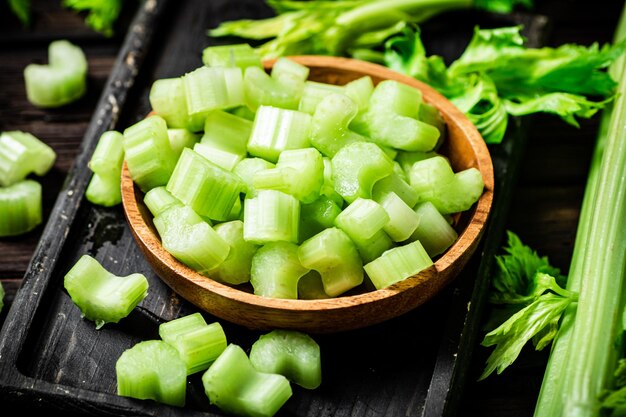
(0, 1, 549, 416)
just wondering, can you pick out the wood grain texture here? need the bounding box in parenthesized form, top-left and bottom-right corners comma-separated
(121, 55, 494, 333)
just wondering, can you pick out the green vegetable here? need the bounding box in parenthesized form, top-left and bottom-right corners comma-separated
(208, 0, 532, 59)
(116, 340, 187, 407)
(63, 254, 149, 329)
(211, 220, 260, 285)
(0, 180, 42, 237)
(0, 130, 56, 187)
(202, 344, 293, 417)
(363, 239, 433, 289)
(8, 0, 30, 25)
(202, 43, 263, 69)
(243, 189, 300, 244)
(63, 0, 124, 37)
(85, 131, 125, 207)
(250, 241, 310, 298)
(23, 39, 87, 108)
(409, 201, 458, 257)
(249, 329, 322, 389)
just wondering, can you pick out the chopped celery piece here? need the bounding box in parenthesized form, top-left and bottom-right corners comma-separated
(408, 155, 485, 214)
(250, 241, 310, 299)
(243, 189, 300, 244)
(310, 93, 367, 157)
(167, 128, 200, 158)
(226, 196, 243, 221)
(298, 227, 363, 297)
(166, 148, 245, 221)
(202, 344, 292, 417)
(123, 115, 176, 193)
(299, 80, 345, 114)
(298, 271, 331, 300)
(249, 329, 322, 389)
(321, 157, 344, 206)
(396, 150, 439, 175)
(0, 179, 42, 237)
(331, 141, 394, 204)
(247, 106, 312, 162)
(202, 43, 262, 69)
(352, 229, 395, 264)
(116, 340, 187, 407)
(361, 80, 440, 151)
(334, 197, 389, 241)
(201, 110, 252, 158)
(211, 220, 260, 285)
(379, 192, 420, 242)
(418, 102, 446, 147)
(0, 130, 56, 187)
(364, 240, 433, 290)
(149, 77, 204, 132)
(244, 65, 305, 111)
(253, 147, 324, 203)
(23, 40, 87, 108)
(194, 142, 243, 171)
(143, 186, 182, 217)
(409, 201, 458, 257)
(299, 196, 343, 243)
(344, 76, 374, 112)
(272, 57, 310, 82)
(86, 130, 125, 207)
(372, 171, 419, 208)
(233, 157, 275, 197)
(153, 205, 230, 275)
(182, 66, 244, 116)
(228, 105, 257, 121)
(63, 255, 149, 329)
(159, 313, 227, 375)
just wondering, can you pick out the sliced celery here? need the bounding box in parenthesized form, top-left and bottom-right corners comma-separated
(149, 77, 204, 132)
(0, 130, 56, 187)
(272, 57, 310, 82)
(116, 340, 187, 407)
(123, 115, 176, 193)
(194, 142, 243, 171)
(202, 43, 262, 69)
(310, 92, 367, 157)
(379, 192, 420, 242)
(86, 130, 125, 207)
(334, 197, 389, 241)
(243, 189, 300, 244)
(418, 102, 446, 147)
(244, 66, 303, 111)
(167, 128, 200, 159)
(321, 157, 344, 206)
(299, 80, 345, 114)
(396, 150, 439, 175)
(182, 66, 244, 116)
(64, 254, 149, 329)
(372, 171, 419, 209)
(249, 329, 322, 389)
(166, 148, 245, 221)
(202, 344, 292, 417)
(253, 147, 324, 203)
(298, 227, 363, 297)
(364, 240, 433, 290)
(247, 106, 312, 162)
(352, 229, 395, 264)
(143, 186, 182, 218)
(344, 76, 374, 112)
(85, 173, 122, 207)
(298, 271, 330, 300)
(299, 196, 343, 243)
(228, 105, 257, 121)
(250, 241, 310, 299)
(0, 179, 42, 237)
(23, 40, 87, 108)
(153, 205, 230, 275)
(211, 220, 259, 285)
(159, 313, 227, 375)
(410, 201, 458, 257)
(201, 110, 252, 158)
(331, 141, 394, 204)
(233, 157, 275, 197)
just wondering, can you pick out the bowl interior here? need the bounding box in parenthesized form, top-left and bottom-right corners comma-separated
(121, 56, 494, 333)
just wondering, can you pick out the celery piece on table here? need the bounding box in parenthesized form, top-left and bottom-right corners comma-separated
(211, 220, 260, 285)
(243, 189, 300, 244)
(202, 344, 292, 417)
(159, 312, 227, 375)
(250, 241, 310, 299)
(23, 39, 87, 108)
(123, 115, 177, 193)
(298, 227, 363, 297)
(253, 147, 324, 203)
(86, 130, 125, 207)
(0, 130, 56, 187)
(202, 43, 263, 69)
(299, 195, 343, 243)
(409, 201, 458, 257)
(247, 105, 312, 162)
(153, 205, 230, 276)
(166, 148, 245, 221)
(149, 77, 205, 132)
(116, 340, 187, 407)
(250, 329, 322, 389)
(0, 179, 42, 237)
(364, 240, 433, 290)
(331, 141, 395, 204)
(233, 157, 275, 197)
(64, 254, 149, 329)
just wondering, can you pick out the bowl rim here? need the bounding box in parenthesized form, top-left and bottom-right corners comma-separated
(121, 55, 494, 322)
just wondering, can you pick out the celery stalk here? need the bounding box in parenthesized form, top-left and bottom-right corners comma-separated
(0, 179, 42, 237)
(534, 6, 626, 416)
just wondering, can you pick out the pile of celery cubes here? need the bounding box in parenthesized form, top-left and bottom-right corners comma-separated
(123, 43, 484, 298)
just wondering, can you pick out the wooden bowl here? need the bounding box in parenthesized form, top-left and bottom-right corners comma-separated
(121, 56, 494, 334)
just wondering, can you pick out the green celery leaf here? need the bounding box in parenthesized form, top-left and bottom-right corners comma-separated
(9, 0, 30, 25)
(473, 0, 533, 13)
(63, 0, 123, 37)
(479, 290, 577, 380)
(209, 12, 301, 40)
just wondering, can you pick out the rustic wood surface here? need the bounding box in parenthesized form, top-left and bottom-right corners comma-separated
(0, 0, 622, 416)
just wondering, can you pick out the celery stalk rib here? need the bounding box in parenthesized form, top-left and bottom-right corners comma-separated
(534, 5, 626, 416)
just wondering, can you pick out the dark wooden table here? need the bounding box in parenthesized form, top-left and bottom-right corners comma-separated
(0, 1, 622, 416)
